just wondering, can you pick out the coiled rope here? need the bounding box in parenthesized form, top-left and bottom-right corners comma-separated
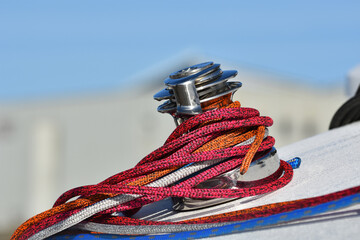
(11, 99, 359, 240)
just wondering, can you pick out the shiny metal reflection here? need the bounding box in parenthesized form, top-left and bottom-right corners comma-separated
(172, 148, 280, 211)
(154, 62, 240, 117)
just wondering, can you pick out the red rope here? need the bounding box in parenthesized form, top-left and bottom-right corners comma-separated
(13, 106, 295, 240)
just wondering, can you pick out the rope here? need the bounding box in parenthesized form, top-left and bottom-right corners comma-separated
(12, 97, 358, 240)
(71, 185, 360, 235)
(56, 190, 360, 239)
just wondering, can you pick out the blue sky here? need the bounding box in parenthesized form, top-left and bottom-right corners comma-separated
(0, 1, 359, 100)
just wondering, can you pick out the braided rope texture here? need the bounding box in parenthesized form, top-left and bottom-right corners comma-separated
(13, 103, 297, 240)
(53, 191, 360, 239)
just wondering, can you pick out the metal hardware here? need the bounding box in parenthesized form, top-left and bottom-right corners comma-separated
(154, 62, 281, 211)
(154, 61, 240, 120)
(172, 148, 280, 211)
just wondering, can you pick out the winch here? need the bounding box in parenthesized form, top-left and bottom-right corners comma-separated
(13, 61, 360, 240)
(154, 62, 281, 211)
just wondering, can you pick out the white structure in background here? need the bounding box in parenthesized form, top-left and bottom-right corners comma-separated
(28, 120, 60, 217)
(0, 58, 348, 233)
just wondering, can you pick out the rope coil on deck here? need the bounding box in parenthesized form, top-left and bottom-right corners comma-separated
(12, 102, 297, 240)
(11, 100, 360, 240)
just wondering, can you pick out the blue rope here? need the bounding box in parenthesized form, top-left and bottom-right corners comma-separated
(286, 157, 301, 169)
(50, 193, 360, 240)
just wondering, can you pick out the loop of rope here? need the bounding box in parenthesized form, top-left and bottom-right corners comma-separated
(12, 104, 294, 240)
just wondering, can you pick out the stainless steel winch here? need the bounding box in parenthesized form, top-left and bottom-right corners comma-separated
(154, 62, 242, 125)
(154, 62, 280, 211)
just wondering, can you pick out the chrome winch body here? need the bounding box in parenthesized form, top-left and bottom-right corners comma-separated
(154, 62, 241, 124)
(154, 62, 281, 211)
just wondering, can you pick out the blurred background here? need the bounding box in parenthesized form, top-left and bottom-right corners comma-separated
(1, 1, 359, 239)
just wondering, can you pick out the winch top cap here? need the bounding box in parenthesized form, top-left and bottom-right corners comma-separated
(165, 62, 220, 86)
(169, 62, 214, 79)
